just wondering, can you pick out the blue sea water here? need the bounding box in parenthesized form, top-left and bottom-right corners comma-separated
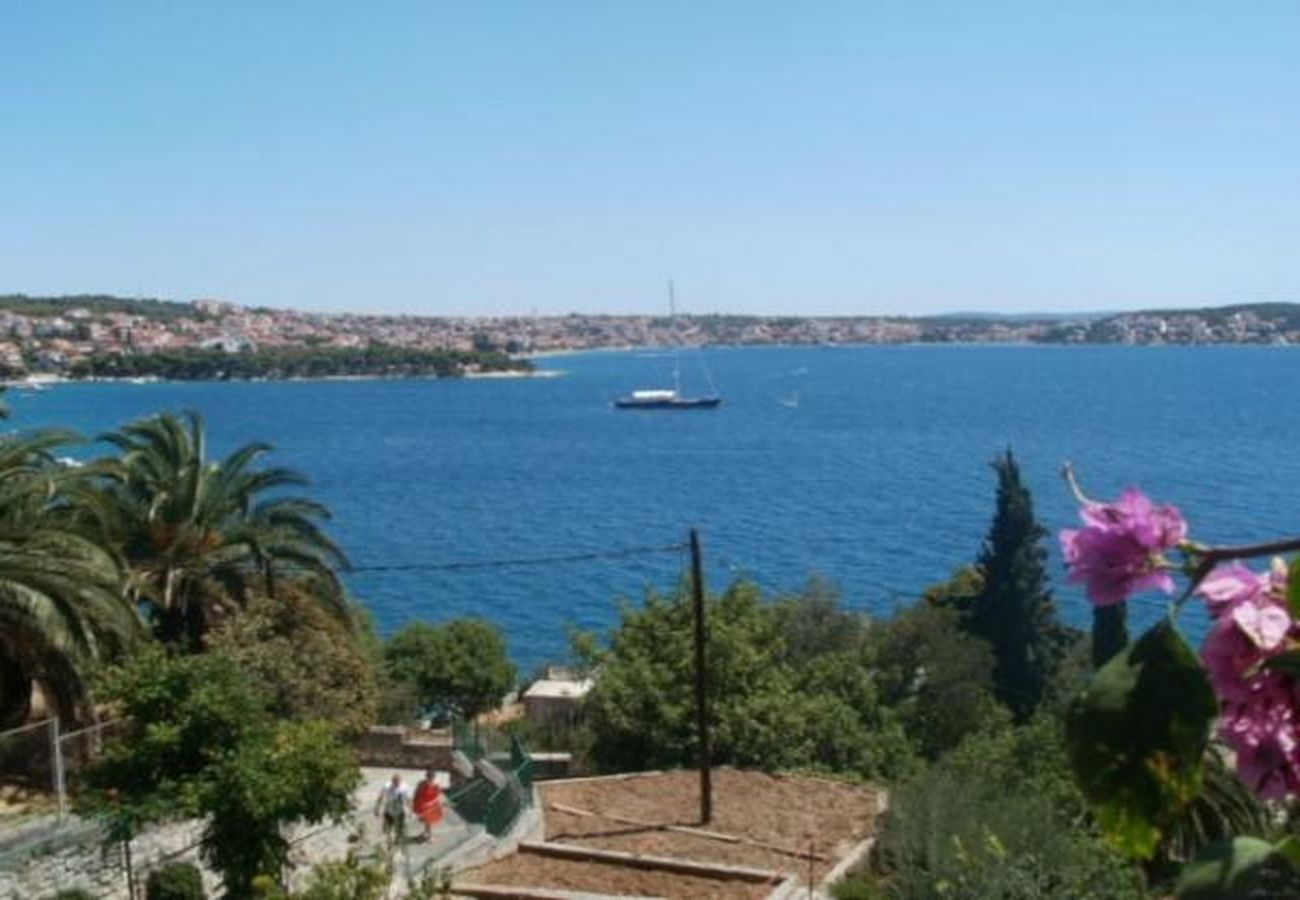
(9, 345, 1299, 670)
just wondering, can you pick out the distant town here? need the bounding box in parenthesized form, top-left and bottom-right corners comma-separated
(1, 294, 1298, 380)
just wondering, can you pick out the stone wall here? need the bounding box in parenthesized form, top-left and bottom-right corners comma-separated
(354, 728, 574, 783)
(0, 812, 362, 899)
(0, 817, 207, 900)
(355, 727, 456, 773)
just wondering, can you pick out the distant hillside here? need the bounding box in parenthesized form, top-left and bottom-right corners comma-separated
(0, 294, 197, 320)
(928, 310, 1114, 323)
(0, 293, 1296, 377)
(1117, 302, 1300, 329)
(1, 293, 1296, 326)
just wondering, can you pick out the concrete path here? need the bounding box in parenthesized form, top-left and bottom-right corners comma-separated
(351, 766, 480, 887)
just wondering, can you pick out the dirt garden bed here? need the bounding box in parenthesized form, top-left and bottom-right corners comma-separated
(461, 852, 775, 899)
(459, 768, 880, 898)
(544, 768, 877, 872)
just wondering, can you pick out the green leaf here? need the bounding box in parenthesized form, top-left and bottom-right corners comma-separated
(1176, 837, 1279, 899)
(1065, 618, 1217, 859)
(1288, 557, 1300, 620)
(1262, 649, 1300, 678)
(1274, 835, 1300, 872)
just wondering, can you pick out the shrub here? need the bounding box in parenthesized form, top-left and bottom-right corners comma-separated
(208, 589, 379, 737)
(145, 861, 206, 900)
(54, 890, 95, 900)
(869, 766, 1143, 899)
(83, 650, 358, 898)
(830, 874, 879, 899)
(866, 602, 1001, 761)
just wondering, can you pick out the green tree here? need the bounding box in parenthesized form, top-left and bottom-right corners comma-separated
(89, 410, 348, 647)
(384, 618, 516, 720)
(770, 576, 868, 665)
(0, 430, 137, 726)
(208, 586, 379, 737)
(869, 603, 1001, 760)
(582, 582, 785, 771)
(965, 451, 1068, 719)
(201, 719, 357, 894)
(920, 565, 983, 610)
(793, 649, 919, 781)
(705, 583, 824, 770)
(84, 646, 267, 824)
(69, 345, 529, 381)
(581, 580, 915, 778)
(83, 648, 359, 898)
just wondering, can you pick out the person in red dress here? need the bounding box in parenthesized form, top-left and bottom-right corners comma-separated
(412, 768, 443, 841)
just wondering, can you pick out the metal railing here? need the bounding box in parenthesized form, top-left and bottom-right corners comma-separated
(0, 718, 60, 833)
(0, 717, 126, 841)
(446, 720, 534, 839)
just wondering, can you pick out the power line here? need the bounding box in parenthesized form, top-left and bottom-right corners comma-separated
(309, 534, 1176, 618)
(342, 541, 688, 575)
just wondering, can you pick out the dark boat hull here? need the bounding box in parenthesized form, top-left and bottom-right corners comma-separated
(614, 396, 722, 410)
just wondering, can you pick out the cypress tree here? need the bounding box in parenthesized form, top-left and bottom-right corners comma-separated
(967, 450, 1064, 719)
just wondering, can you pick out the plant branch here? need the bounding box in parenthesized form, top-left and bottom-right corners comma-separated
(1060, 462, 1094, 506)
(1196, 537, 1300, 566)
(1183, 537, 1300, 596)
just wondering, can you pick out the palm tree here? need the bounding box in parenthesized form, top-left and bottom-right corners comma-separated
(0, 430, 138, 727)
(91, 411, 349, 647)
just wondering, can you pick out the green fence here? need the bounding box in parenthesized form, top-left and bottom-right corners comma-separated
(447, 721, 534, 838)
(451, 716, 483, 762)
(510, 735, 533, 791)
(447, 776, 494, 824)
(483, 780, 526, 837)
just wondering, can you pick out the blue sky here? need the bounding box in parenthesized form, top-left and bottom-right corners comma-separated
(2, 1, 1297, 316)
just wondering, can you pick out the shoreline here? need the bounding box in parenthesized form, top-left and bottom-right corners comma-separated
(526, 338, 1298, 354)
(3, 368, 560, 389)
(5, 341, 1292, 390)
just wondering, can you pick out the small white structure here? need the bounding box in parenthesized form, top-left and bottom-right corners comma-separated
(522, 674, 593, 726)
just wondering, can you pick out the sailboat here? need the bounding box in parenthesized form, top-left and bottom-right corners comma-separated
(615, 282, 721, 410)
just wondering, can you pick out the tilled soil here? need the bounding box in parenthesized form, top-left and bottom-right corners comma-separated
(543, 767, 877, 874)
(462, 853, 776, 899)
(460, 768, 878, 898)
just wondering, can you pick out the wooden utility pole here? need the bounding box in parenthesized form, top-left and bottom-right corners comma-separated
(689, 527, 713, 824)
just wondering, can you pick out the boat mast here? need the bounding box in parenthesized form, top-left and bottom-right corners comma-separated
(669, 279, 682, 396)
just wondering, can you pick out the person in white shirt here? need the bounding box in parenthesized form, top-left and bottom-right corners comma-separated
(374, 774, 411, 842)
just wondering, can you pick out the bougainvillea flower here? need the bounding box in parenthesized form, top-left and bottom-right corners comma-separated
(1232, 601, 1292, 652)
(1199, 557, 1300, 800)
(1221, 698, 1300, 800)
(1196, 563, 1268, 616)
(1059, 488, 1187, 606)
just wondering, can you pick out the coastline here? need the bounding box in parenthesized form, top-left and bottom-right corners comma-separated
(3, 367, 561, 389)
(463, 368, 562, 379)
(6, 341, 1292, 390)
(524, 338, 1298, 357)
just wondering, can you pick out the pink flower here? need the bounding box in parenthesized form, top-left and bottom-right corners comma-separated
(1059, 488, 1187, 607)
(1232, 602, 1292, 651)
(1203, 619, 1269, 703)
(1221, 697, 1300, 799)
(1198, 558, 1300, 799)
(1197, 564, 1268, 616)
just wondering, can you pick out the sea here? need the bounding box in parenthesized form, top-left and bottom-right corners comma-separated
(9, 345, 1298, 671)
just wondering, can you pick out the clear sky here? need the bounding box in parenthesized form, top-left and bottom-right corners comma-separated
(2, 2, 1298, 316)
